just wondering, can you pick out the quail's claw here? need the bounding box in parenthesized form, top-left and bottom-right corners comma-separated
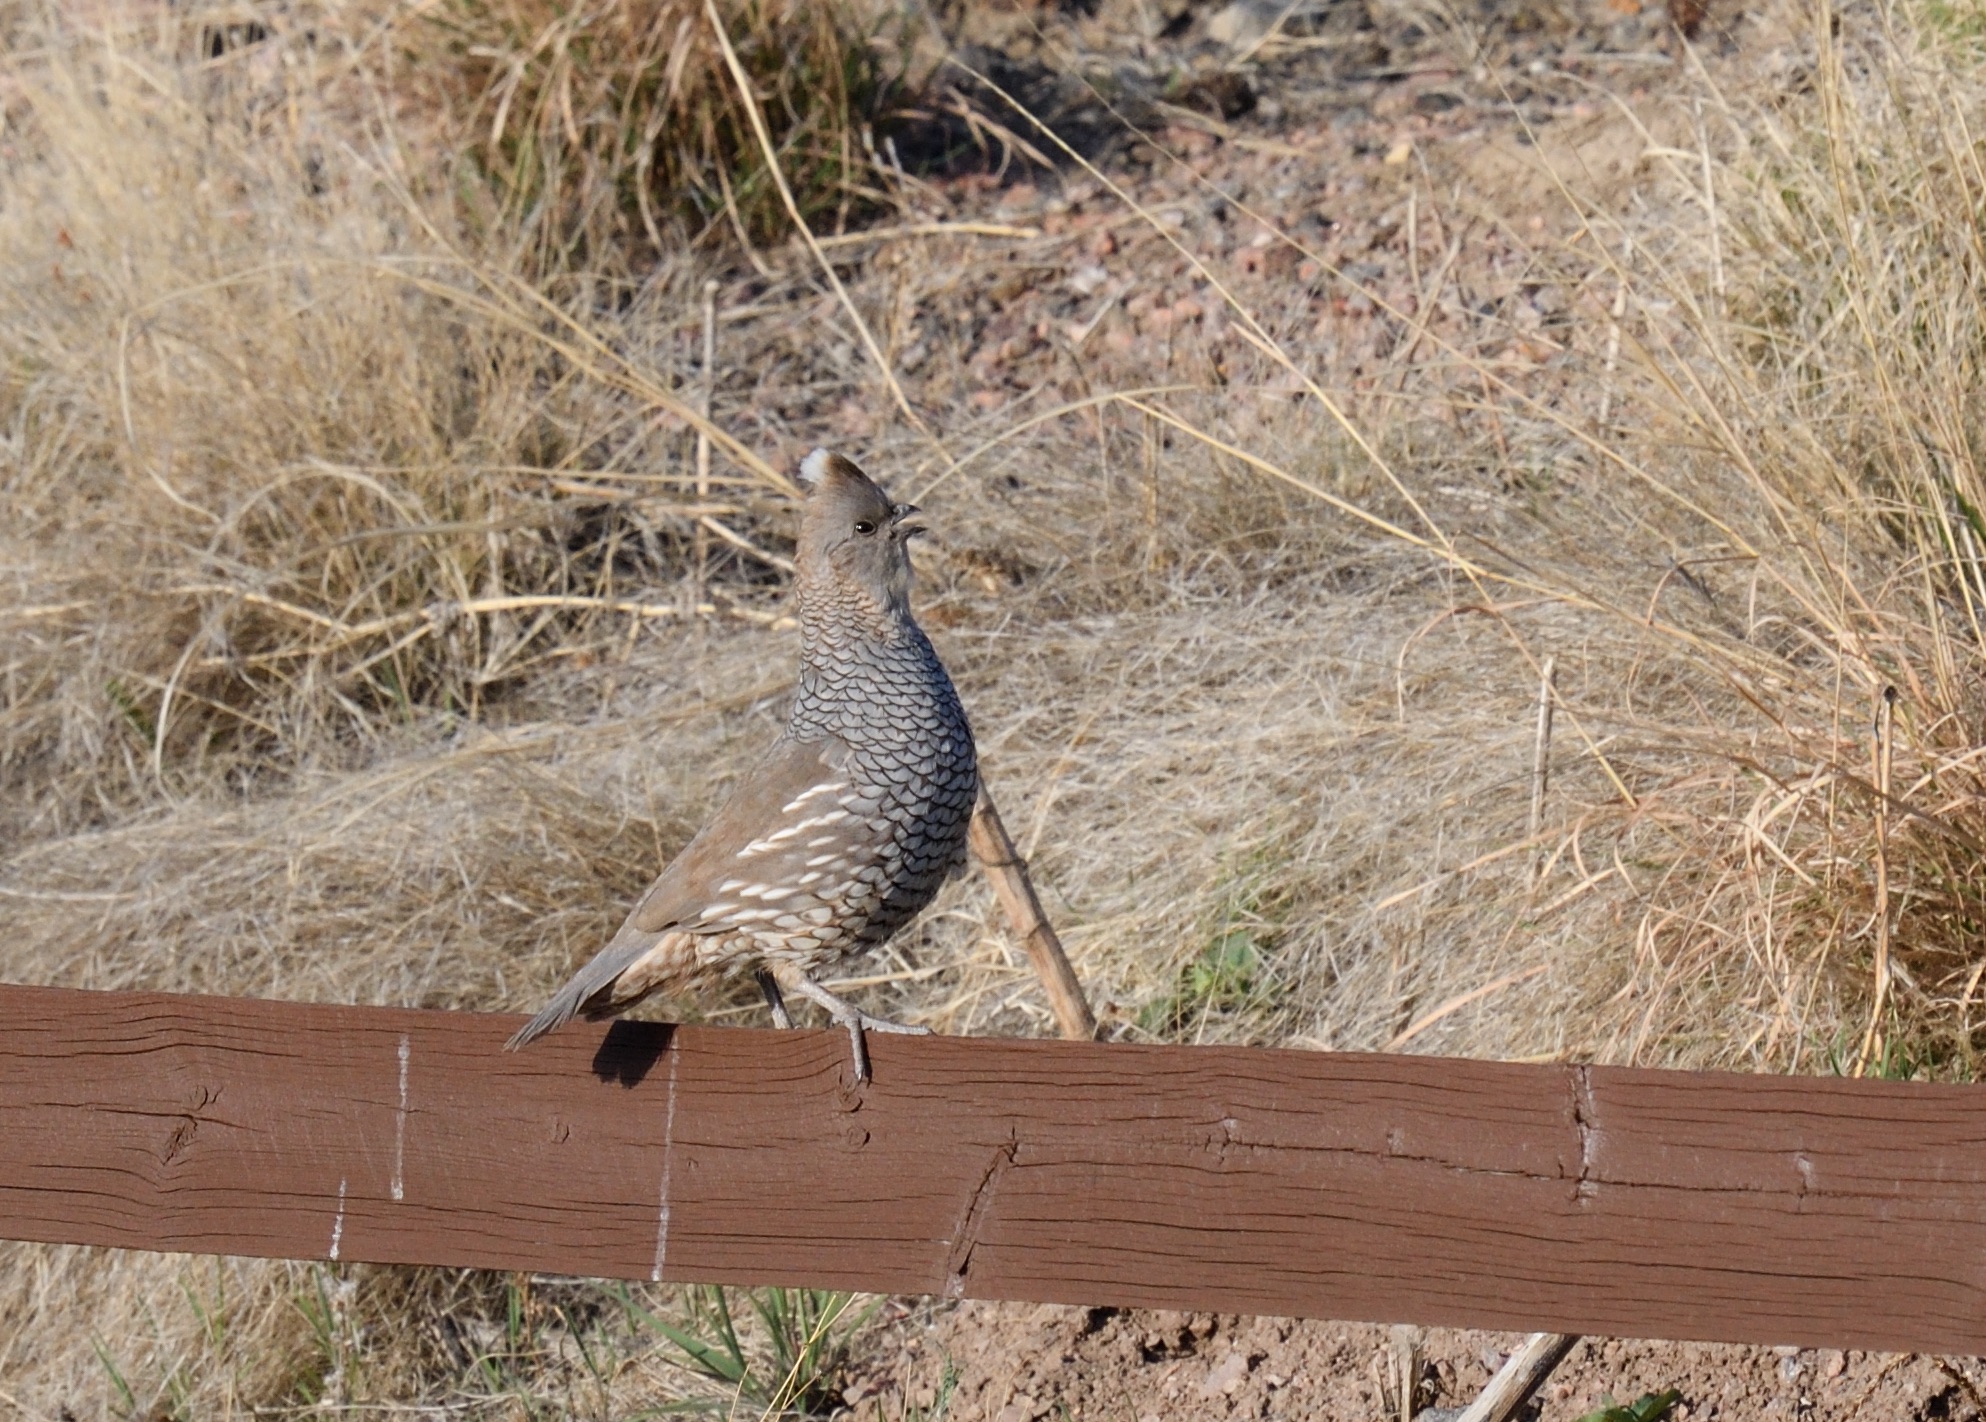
(756, 968, 794, 1030)
(843, 1016, 871, 1083)
(787, 973, 929, 1082)
(858, 1016, 933, 1035)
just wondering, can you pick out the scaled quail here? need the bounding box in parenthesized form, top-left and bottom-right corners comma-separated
(507, 448, 978, 1079)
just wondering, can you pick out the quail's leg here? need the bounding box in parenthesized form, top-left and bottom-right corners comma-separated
(785, 972, 930, 1083)
(755, 968, 794, 1030)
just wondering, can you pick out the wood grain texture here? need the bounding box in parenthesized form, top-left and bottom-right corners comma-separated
(1, 983, 1983, 1352)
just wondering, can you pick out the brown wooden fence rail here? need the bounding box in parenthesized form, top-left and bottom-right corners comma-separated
(2, 982, 1983, 1354)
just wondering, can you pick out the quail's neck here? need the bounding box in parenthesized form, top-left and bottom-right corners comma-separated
(790, 577, 954, 749)
(797, 578, 915, 654)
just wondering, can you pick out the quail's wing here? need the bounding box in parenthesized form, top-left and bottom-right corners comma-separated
(505, 734, 864, 1048)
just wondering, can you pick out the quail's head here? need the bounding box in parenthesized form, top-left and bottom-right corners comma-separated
(796, 448, 924, 614)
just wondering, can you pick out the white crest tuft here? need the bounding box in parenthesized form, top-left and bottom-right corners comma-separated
(798, 448, 834, 491)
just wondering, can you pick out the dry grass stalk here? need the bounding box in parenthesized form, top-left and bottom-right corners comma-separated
(1527, 654, 1557, 886)
(1388, 1323, 1423, 1422)
(703, 0, 936, 449)
(694, 276, 720, 607)
(1856, 684, 1897, 1076)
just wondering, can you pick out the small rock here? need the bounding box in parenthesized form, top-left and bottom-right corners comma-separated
(996, 183, 1040, 217)
(1205, 0, 1282, 48)
(1165, 124, 1220, 157)
(1067, 263, 1109, 296)
(1200, 1350, 1252, 1398)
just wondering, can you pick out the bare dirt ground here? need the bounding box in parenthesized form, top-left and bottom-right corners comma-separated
(848, 1302, 1983, 1422)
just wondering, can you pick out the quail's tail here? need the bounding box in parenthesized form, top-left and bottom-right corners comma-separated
(505, 929, 661, 1050)
(505, 991, 583, 1051)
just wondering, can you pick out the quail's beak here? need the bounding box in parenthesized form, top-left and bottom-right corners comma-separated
(891, 503, 927, 540)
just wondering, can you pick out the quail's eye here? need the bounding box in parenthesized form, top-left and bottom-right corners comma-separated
(853, 519, 877, 535)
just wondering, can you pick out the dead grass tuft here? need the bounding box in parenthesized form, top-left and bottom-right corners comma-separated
(0, 3, 813, 839)
(1499, 3, 1986, 1077)
(424, 0, 917, 268)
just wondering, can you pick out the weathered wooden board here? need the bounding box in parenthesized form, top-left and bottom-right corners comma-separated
(0, 983, 1981, 1352)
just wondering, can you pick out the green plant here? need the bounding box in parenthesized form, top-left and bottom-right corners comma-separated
(1139, 855, 1288, 1037)
(90, 1336, 139, 1418)
(1136, 925, 1267, 1034)
(1823, 1025, 1973, 1082)
(1575, 1389, 1682, 1422)
(285, 1266, 357, 1407)
(901, 1356, 959, 1420)
(622, 1284, 878, 1415)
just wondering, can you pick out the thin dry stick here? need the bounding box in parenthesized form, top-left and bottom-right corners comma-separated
(967, 785, 1098, 1042)
(1529, 655, 1558, 885)
(1389, 1324, 1422, 1422)
(1856, 684, 1898, 1076)
(1406, 185, 1421, 294)
(1455, 1334, 1580, 1422)
(183, 588, 747, 638)
(693, 279, 718, 608)
(695, 514, 794, 574)
(1596, 237, 1631, 429)
(811, 221, 1044, 248)
(1385, 964, 1548, 1050)
(1696, 97, 1725, 305)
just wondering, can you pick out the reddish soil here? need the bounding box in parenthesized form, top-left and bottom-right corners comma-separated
(846, 1301, 1983, 1422)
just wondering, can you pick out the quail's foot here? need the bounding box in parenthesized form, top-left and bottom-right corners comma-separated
(787, 971, 931, 1082)
(755, 968, 794, 1030)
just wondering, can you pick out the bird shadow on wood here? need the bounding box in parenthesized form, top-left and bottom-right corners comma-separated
(591, 1019, 675, 1088)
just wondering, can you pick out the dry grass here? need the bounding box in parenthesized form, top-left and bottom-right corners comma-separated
(0, 0, 824, 845)
(424, 0, 917, 268)
(1445, 3, 1986, 1077)
(4, 0, 1986, 1412)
